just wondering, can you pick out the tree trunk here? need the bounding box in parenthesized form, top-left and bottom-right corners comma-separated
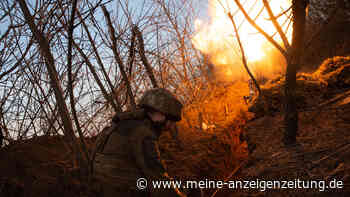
(17, 0, 82, 167)
(283, 0, 308, 146)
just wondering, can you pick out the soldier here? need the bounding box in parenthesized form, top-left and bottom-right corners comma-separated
(92, 88, 187, 197)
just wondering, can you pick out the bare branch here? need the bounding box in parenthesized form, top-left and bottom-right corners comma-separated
(128, 25, 136, 77)
(16, 0, 81, 166)
(76, 10, 122, 112)
(266, 6, 292, 21)
(228, 12, 261, 95)
(134, 25, 159, 88)
(101, 5, 136, 110)
(72, 39, 121, 113)
(0, 39, 33, 81)
(233, 0, 287, 57)
(262, 0, 290, 50)
(67, 0, 90, 168)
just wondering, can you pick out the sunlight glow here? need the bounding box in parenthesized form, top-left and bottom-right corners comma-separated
(192, 0, 292, 78)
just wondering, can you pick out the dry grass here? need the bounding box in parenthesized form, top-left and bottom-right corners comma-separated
(249, 56, 350, 118)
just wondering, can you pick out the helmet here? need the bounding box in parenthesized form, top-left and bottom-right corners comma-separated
(138, 88, 183, 121)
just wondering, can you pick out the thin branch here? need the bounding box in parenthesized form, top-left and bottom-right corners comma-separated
(101, 5, 136, 110)
(0, 39, 33, 81)
(266, 5, 292, 21)
(156, 0, 190, 87)
(262, 0, 290, 51)
(76, 10, 122, 112)
(72, 39, 121, 113)
(128, 25, 136, 77)
(17, 0, 80, 166)
(228, 12, 261, 95)
(67, 0, 90, 167)
(233, 0, 287, 57)
(133, 25, 159, 88)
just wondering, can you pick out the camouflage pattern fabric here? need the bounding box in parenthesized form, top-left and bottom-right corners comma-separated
(92, 117, 183, 197)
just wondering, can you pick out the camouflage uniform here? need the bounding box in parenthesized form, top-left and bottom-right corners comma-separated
(92, 88, 184, 197)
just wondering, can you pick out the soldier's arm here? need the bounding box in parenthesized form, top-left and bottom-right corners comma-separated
(142, 136, 170, 176)
(130, 126, 186, 197)
(130, 126, 167, 178)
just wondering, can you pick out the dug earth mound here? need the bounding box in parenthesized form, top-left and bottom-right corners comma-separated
(226, 56, 350, 196)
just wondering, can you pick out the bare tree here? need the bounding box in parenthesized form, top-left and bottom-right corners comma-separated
(228, 0, 309, 146)
(16, 0, 85, 167)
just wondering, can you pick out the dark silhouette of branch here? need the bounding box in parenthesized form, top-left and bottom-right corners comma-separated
(101, 5, 136, 110)
(228, 12, 261, 96)
(233, 0, 287, 57)
(0, 40, 33, 81)
(16, 0, 81, 166)
(76, 10, 122, 112)
(71, 39, 121, 112)
(266, 6, 292, 21)
(156, 0, 190, 87)
(262, 0, 291, 51)
(133, 25, 159, 88)
(128, 26, 137, 77)
(67, 0, 90, 171)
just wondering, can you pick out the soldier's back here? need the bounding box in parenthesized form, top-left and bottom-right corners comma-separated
(93, 118, 151, 194)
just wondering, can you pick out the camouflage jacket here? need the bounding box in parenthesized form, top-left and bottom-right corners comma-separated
(92, 110, 167, 189)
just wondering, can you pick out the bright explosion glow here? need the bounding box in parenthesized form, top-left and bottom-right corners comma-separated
(192, 0, 292, 79)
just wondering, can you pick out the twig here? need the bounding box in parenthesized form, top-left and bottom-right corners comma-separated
(233, 0, 287, 57)
(101, 5, 136, 109)
(0, 39, 33, 81)
(128, 25, 137, 77)
(134, 25, 159, 88)
(228, 12, 261, 96)
(67, 0, 90, 169)
(265, 6, 292, 21)
(312, 143, 350, 165)
(76, 10, 122, 112)
(17, 0, 81, 167)
(262, 0, 290, 51)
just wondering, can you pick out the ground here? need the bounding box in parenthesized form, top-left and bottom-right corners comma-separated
(0, 56, 349, 196)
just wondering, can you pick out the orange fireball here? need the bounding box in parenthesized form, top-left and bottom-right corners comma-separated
(192, 0, 292, 80)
